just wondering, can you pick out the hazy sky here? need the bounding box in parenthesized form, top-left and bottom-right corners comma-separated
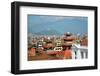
(28, 15, 88, 35)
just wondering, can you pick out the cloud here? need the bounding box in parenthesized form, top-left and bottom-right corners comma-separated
(39, 16, 87, 22)
(39, 16, 66, 22)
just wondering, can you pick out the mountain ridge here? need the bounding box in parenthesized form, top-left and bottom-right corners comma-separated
(33, 29, 62, 36)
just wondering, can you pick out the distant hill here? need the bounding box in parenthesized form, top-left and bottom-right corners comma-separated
(33, 29, 62, 36)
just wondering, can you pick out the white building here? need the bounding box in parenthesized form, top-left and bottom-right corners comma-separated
(71, 44, 88, 59)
